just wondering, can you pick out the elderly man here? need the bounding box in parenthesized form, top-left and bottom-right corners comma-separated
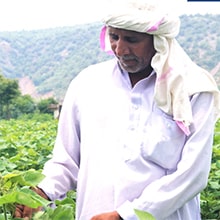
(15, 1, 220, 220)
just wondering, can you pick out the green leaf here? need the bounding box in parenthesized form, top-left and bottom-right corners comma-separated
(3, 169, 45, 187)
(20, 187, 51, 207)
(134, 209, 155, 220)
(33, 211, 48, 220)
(216, 160, 220, 169)
(0, 188, 50, 208)
(22, 169, 45, 186)
(209, 181, 220, 190)
(50, 205, 74, 220)
(3, 172, 21, 180)
(0, 214, 6, 220)
(0, 191, 37, 207)
(55, 197, 75, 206)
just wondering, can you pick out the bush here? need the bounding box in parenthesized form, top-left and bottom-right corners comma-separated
(201, 120, 220, 219)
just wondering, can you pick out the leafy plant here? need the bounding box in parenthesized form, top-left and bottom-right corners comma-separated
(32, 190, 76, 220)
(0, 169, 49, 220)
(0, 118, 77, 219)
(200, 120, 220, 219)
(0, 169, 76, 220)
(134, 209, 155, 220)
(0, 118, 57, 173)
(0, 118, 220, 219)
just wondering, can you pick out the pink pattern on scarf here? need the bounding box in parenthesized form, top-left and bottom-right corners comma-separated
(176, 120, 191, 136)
(100, 26, 114, 55)
(100, 26, 107, 50)
(157, 67, 173, 82)
(147, 18, 164, 32)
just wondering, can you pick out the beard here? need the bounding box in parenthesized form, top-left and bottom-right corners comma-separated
(117, 55, 151, 74)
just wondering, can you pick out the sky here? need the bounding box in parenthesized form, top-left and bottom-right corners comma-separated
(0, 0, 219, 31)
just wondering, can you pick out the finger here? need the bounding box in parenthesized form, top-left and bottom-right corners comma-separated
(14, 209, 22, 218)
(14, 205, 24, 217)
(23, 206, 33, 218)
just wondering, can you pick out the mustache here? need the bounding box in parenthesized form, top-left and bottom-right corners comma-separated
(118, 55, 138, 61)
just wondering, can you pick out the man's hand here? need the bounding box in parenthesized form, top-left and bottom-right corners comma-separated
(90, 211, 122, 220)
(14, 204, 42, 219)
(13, 187, 49, 219)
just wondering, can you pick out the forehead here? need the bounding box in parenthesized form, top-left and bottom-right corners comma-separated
(107, 26, 150, 38)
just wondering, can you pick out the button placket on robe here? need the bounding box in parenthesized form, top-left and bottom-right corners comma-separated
(123, 92, 142, 161)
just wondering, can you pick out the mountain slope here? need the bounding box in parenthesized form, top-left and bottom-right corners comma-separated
(0, 14, 220, 101)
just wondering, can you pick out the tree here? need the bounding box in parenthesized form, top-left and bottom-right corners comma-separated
(37, 97, 58, 114)
(11, 94, 36, 118)
(0, 74, 21, 119)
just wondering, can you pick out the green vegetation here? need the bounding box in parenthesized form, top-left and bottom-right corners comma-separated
(0, 74, 58, 120)
(0, 117, 57, 173)
(178, 14, 220, 72)
(0, 13, 219, 219)
(0, 22, 111, 100)
(0, 169, 76, 220)
(0, 170, 49, 220)
(200, 120, 220, 219)
(0, 117, 220, 219)
(0, 14, 220, 100)
(0, 74, 20, 119)
(134, 209, 155, 220)
(0, 117, 76, 220)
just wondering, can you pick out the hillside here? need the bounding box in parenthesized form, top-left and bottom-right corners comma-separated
(0, 14, 220, 101)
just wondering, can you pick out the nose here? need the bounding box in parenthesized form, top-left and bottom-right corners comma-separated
(113, 39, 130, 57)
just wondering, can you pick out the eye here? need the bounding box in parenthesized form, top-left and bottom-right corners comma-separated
(125, 36, 139, 43)
(109, 33, 119, 41)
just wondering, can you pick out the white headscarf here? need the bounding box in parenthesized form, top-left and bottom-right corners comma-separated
(101, 0, 220, 135)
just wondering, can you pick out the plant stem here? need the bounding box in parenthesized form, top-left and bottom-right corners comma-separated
(3, 204, 8, 220)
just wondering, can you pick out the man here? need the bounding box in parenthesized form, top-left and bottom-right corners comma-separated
(15, 1, 220, 219)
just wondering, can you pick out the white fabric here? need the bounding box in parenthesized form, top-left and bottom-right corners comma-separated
(39, 59, 216, 220)
(102, 0, 220, 128)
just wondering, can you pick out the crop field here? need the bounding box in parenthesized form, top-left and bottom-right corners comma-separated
(0, 117, 219, 219)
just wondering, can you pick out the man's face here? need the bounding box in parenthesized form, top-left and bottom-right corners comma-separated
(108, 26, 156, 74)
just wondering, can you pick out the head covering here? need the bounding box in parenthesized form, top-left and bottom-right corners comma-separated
(101, 0, 220, 135)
